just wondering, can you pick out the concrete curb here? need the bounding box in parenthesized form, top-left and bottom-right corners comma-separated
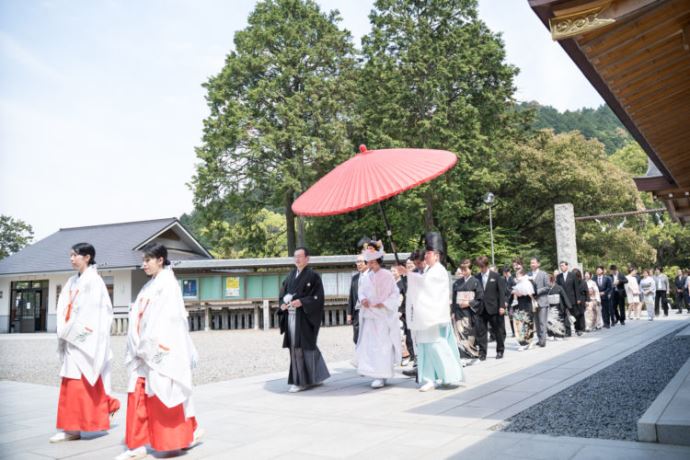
(638, 340, 690, 444)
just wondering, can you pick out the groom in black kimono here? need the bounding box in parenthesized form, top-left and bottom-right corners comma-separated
(278, 247, 331, 393)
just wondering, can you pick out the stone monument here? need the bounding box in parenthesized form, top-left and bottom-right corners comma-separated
(555, 203, 579, 269)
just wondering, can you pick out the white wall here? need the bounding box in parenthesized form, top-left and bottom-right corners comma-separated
(0, 268, 134, 333)
(100, 269, 132, 308)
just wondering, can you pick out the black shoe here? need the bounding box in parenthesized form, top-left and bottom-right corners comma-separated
(612, 321, 618, 326)
(496, 352, 504, 359)
(402, 368, 418, 378)
(479, 355, 486, 361)
(538, 342, 546, 347)
(604, 325, 610, 329)
(576, 331, 583, 336)
(620, 321, 625, 325)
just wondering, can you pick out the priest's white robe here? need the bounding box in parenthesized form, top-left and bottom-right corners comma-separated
(406, 263, 463, 385)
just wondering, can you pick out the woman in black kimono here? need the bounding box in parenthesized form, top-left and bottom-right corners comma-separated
(546, 273, 572, 339)
(451, 260, 483, 363)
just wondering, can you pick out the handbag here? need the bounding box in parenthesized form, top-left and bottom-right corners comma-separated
(531, 297, 539, 313)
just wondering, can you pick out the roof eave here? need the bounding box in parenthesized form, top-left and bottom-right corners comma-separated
(528, 0, 677, 187)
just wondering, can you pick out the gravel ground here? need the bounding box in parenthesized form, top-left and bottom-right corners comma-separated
(0, 326, 355, 392)
(496, 326, 690, 440)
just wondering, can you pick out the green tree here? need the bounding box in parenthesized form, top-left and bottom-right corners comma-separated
(609, 142, 647, 176)
(640, 218, 690, 268)
(518, 101, 632, 155)
(191, 0, 357, 254)
(306, 0, 528, 263)
(0, 215, 33, 259)
(608, 141, 690, 268)
(495, 130, 643, 266)
(192, 208, 288, 258)
(578, 225, 656, 270)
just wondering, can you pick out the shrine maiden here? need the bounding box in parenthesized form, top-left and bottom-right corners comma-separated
(51, 242, 120, 443)
(116, 243, 203, 460)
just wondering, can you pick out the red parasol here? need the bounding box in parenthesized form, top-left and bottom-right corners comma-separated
(292, 145, 457, 262)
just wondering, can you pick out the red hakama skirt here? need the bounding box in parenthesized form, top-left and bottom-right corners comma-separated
(125, 377, 197, 451)
(56, 375, 120, 431)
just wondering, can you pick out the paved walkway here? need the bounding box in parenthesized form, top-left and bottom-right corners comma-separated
(2, 316, 690, 459)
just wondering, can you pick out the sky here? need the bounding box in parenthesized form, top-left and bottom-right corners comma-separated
(0, 0, 604, 241)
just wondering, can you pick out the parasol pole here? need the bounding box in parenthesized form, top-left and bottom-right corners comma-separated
(377, 201, 401, 265)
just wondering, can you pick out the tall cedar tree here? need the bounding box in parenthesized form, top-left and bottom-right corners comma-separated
(308, 0, 525, 261)
(192, 0, 357, 254)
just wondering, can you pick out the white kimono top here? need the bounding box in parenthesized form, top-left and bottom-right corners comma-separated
(405, 262, 452, 337)
(56, 265, 114, 394)
(126, 267, 198, 416)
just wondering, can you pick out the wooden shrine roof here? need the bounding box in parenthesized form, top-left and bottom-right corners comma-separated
(529, 0, 690, 223)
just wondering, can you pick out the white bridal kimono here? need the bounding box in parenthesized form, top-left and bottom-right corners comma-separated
(356, 268, 401, 379)
(126, 267, 198, 417)
(56, 265, 115, 393)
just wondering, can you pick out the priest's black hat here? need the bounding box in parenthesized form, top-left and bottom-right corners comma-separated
(424, 232, 444, 254)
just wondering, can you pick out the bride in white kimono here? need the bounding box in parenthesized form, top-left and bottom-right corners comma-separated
(51, 243, 119, 443)
(356, 242, 401, 388)
(116, 243, 203, 460)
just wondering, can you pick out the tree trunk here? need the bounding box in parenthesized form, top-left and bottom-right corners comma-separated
(297, 217, 306, 248)
(424, 190, 435, 230)
(285, 192, 297, 255)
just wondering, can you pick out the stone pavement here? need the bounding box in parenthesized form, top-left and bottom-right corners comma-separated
(2, 316, 690, 459)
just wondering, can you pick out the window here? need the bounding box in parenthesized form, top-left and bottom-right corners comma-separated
(181, 279, 198, 298)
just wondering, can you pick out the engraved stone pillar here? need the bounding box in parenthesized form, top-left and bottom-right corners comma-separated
(555, 203, 580, 269)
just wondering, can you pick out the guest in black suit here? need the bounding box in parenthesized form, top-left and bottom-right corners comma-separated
(475, 256, 507, 359)
(595, 265, 613, 328)
(502, 266, 516, 338)
(674, 269, 687, 313)
(609, 264, 628, 325)
(556, 261, 581, 336)
(572, 268, 588, 333)
(346, 253, 368, 344)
